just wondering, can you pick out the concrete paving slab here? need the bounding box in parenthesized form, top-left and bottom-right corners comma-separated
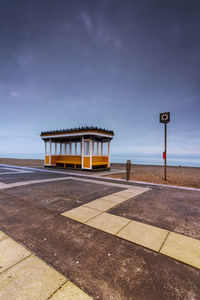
(0, 231, 7, 242)
(86, 212, 130, 235)
(100, 194, 130, 204)
(160, 232, 200, 269)
(50, 281, 93, 300)
(117, 220, 169, 252)
(84, 199, 117, 212)
(62, 206, 102, 223)
(0, 238, 31, 274)
(115, 187, 150, 196)
(110, 187, 200, 240)
(0, 255, 67, 300)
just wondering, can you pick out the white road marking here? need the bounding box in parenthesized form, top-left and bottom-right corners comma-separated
(0, 182, 11, 189)
(0, 164, 200, 192)
(0, 166, 34, 175)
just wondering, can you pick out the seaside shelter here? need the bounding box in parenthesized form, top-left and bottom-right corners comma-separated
(40, 127, 114, 170)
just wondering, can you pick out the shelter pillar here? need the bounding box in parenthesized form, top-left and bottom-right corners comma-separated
(81, 137, 84, 168)
(49, 139, 52, 165)
(92, 139, 94, 154)
(70, 140, 72, 155)
(75, 142, 77, 155)
(108, 140, 110, 167)
(90, 138, 92, 169)
(45, 141, 47, 155)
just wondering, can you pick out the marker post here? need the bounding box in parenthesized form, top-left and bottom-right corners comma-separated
(164, 122, 167, 181)
(160, 112, 170, 181)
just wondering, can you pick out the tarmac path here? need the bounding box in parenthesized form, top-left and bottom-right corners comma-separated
(0, 165, 200, 300)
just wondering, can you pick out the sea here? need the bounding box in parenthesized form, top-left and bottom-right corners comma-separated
(1, 153, 200, 168)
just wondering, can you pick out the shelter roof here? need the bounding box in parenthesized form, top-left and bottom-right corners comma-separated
(40, 126, 114, 139)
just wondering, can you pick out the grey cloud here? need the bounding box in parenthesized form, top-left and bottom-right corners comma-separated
(0, 0, 200, 161)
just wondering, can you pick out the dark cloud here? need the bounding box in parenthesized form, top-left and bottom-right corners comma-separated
(0, 0, 200, 161)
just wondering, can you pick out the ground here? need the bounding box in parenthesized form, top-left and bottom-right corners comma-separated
(107, 164, 200, 188)
(0, 164, 200, 300)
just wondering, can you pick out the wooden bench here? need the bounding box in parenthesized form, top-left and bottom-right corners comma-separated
(56, 160, 80, 168)
(93, 162, 108, 166)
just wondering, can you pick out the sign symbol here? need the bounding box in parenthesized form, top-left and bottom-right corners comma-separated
(160, 112, 170, 123)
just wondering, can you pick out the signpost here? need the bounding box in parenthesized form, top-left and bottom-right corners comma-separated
(160, 112, 170, 181)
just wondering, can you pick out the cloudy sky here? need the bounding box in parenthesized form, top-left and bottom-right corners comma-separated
(0, 0, 200, 163)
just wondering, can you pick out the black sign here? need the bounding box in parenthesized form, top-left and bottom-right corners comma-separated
(160, 112, 170, 123)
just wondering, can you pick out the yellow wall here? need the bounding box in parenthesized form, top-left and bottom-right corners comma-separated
(45, 156, 49, 164)
(52, 155, 81, 164)
(45, 155, 109, 169)
(83, 157, 90, 168)
(92, 156, 108, 164)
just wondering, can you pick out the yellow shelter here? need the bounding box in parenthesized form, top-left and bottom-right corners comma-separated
(40, 127, 114, 170)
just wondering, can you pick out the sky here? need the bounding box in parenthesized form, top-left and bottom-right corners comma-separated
(0, 0, 200, 163)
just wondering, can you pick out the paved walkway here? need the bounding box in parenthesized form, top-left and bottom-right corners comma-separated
(0, 165, 200, 299)
(0, 231, 92, 299)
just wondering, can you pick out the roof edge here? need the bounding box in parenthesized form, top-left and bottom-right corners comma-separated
(40, 126, 114, 136)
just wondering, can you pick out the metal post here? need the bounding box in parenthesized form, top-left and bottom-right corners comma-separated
(126, 160, 131, 181)
(164, 123, 167, 181)
(160, 112, 170, 181)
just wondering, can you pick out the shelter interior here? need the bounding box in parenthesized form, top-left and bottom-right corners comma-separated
(40, 127, 114, 170)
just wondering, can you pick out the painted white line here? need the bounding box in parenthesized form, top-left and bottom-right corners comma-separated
(124, 179, 200, 192)
(0, 176, 148, 191)
(0, 171, 34, 175)
(1, 164, 200, 192)
(0, 182, 11, 189)
(67, 176, 147, 189)
(0, 166, 34, 175)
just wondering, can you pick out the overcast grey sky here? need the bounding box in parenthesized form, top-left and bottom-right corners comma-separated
(0, 0, 200, 160)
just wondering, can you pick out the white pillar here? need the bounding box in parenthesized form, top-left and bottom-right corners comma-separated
(101, 142, 103, 156)
(81, 137, 84, 168)
(70, 140, 72, 155)
(108, 140, 110, 168)
(65, 143, 67, 155)
(92, 140, 94, 156)
(90, 138, 92, 169)
(45, 141, 47, 155)
(97, 142, 99, 156)
(75, 142, 77, 155)
(55, 143, 57, 155)
(60, 143, 62, 155)
(49, 139, 52, 165)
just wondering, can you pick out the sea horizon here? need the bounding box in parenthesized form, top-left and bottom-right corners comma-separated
(0, 153, 200, 168)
